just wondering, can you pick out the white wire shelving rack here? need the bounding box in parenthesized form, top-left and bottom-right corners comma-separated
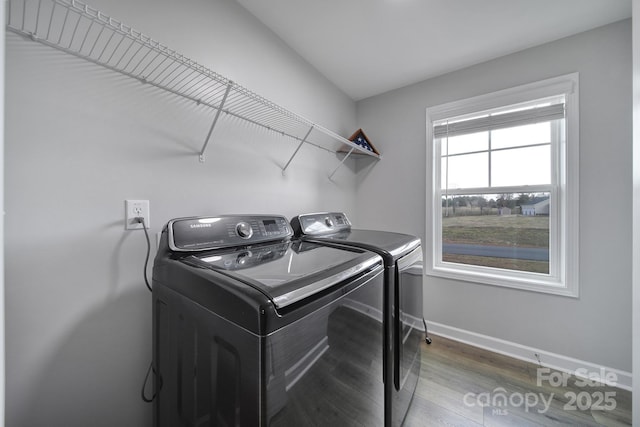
(6, 0, 380, 177)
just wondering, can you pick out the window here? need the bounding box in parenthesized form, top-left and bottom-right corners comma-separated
(426, 74, 579, 296)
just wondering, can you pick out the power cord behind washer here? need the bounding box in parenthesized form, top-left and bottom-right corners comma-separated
(135, 216, 158, 403)
(135, 216, 152, 292)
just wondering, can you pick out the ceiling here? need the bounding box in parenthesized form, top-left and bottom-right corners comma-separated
(235, 0, 632, 101)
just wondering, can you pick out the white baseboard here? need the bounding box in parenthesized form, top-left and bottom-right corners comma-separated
(426, 320, 632, 391)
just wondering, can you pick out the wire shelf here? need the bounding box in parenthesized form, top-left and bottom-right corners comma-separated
(6, 0, 380, 176)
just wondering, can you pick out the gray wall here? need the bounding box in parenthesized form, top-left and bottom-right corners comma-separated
(355, 20, 632, 372)
(5, 0, 359, 425)
(5, 2, 634, 425)
(632, 0, 640, 418)
(0, 1, 5, 424)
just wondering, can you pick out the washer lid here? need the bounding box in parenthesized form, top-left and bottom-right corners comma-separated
(186, 240, 382, 308)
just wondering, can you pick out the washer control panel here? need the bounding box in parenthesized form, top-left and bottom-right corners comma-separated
(168, 215, 292, 251)
(291, 212, 351, 236)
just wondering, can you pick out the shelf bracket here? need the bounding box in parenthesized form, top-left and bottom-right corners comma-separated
(199, 81, 233, 162)
(281, 125, 314, 174)
(328, 147, 355, 180)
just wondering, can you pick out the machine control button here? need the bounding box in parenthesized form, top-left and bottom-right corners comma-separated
(324, 217, 334, 228)
(236, 222, 253, 239)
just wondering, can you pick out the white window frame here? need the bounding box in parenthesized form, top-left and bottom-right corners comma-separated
(425, 73, 579, 297)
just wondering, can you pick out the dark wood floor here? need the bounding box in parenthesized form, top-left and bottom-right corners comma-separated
(404, 335, 632, 426)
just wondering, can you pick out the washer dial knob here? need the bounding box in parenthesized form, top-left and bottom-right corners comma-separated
(236, 222, 253, 239)
(324, 217, 334, 228)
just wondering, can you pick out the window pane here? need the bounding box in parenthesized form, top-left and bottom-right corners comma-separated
(443, 152, 488, 189)
(442, 131, 488, 155)
(491, 145, 550, 187)
(491, 122, 551, 149)
(428, 76, 578, 295)
(441, 193, 550, 274)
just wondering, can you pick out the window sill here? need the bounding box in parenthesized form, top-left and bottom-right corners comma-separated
(427, 263, 579, 298)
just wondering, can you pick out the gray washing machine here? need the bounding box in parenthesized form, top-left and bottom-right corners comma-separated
(291, 212, 427, 427)
(152, 214, 388, 426)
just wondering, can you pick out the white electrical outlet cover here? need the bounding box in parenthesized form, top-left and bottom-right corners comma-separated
(125, 199, 150, 230)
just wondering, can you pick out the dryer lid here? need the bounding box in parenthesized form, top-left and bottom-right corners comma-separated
(291, 212, 421, 261)
(319, 229, 421, 259)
